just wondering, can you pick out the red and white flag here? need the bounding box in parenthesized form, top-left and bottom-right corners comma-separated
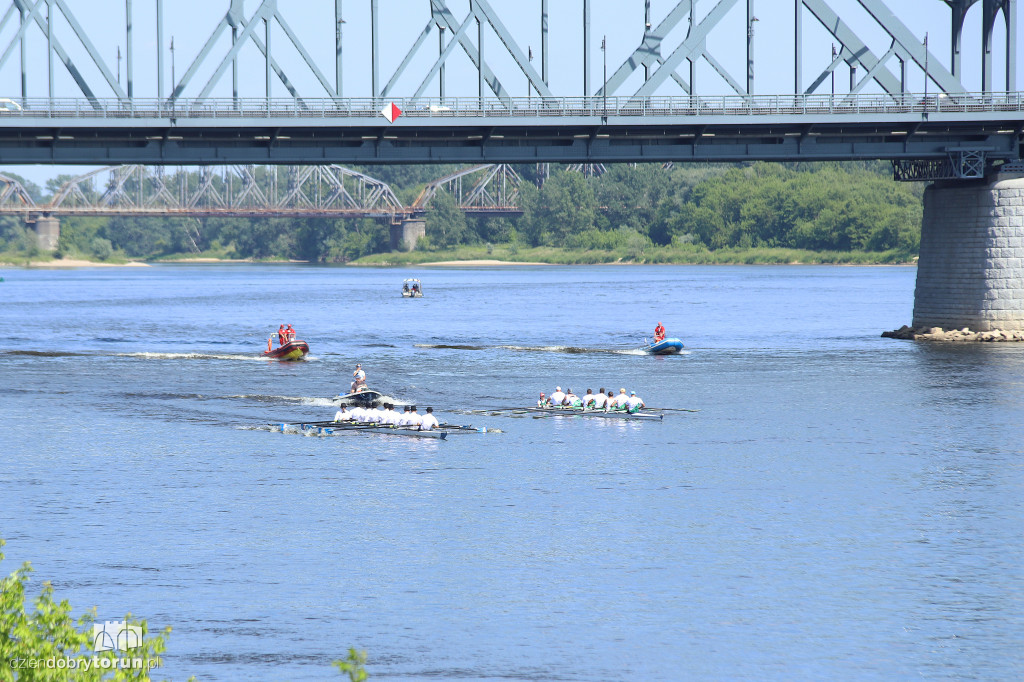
(380, 102, 402, 123)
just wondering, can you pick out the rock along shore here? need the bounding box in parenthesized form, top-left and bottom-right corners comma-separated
(882, 325, 1024, 342)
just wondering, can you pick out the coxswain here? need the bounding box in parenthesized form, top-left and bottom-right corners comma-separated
(654, 322, 666, 343)
(549, 386, 565, 407)
(582, 389, 596, 408)
(333, 405, 351, 422)
(563, 388, 582, 408)
(625, 391, 646, 414)
(537, 392, 548, 408)
(593, 388, 608, 409)
(420, 407, 439, 431)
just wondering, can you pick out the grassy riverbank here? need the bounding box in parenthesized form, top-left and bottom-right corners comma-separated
(352, 245, 915, 266)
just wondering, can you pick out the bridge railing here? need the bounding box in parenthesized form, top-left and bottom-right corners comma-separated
(0, 93, 1022, 120)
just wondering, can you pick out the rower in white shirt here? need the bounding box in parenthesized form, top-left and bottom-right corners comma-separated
(592, 387, 608, 409)
(333, 405, 351, 422)
(582, 389, 596, 408)
(420, 407, 439, 430)
(382, 404, 400, 425)
(625, 391, 645, 413)
(548, 386, 565, 406)
(407, 406, 424, 428)
(613, 388, 630, 409)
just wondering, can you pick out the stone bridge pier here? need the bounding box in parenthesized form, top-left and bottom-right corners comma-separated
(27, 215, 60, 251)
(911, 171, 1024, 335)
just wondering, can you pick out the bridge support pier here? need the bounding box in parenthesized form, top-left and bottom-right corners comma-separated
(911, 172, 1024, 333)
(390, 219, 426, 251)
(27, 215, 60, 252)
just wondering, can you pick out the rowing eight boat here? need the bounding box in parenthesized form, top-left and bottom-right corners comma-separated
(524, 407, 663, 421)
(279, 421, 448, 439)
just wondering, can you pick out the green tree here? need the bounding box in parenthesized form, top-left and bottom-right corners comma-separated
(425, 190, 469, 248)
(0, 539, 176, 681)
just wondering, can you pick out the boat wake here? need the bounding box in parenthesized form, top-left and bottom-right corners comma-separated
(117, 351, 272, 362)
(415, 343, 660, 356)
(227, 394, 338, 408)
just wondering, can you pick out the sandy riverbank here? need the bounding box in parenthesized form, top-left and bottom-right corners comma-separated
(419, 259, 552, 266)
(1, 258, 149, 268)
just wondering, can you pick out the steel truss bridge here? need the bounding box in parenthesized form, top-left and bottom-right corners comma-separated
(0, 164, 524, 220)
(0, 0, 1019, 179)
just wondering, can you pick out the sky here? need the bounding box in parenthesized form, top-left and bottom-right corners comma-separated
(0, 0, 1018, 189)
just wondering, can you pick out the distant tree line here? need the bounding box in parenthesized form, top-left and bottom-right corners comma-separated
(0, 161, 922, 262)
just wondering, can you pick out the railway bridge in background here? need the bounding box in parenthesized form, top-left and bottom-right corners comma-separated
(0, 0, 1022, 330)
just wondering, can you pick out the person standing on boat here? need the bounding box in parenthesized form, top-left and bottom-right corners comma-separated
(593, 388, 608, 410)
(286, 324, 296, 342)
(625, 391, 646, 413)
(421, 407, 439, 431)
(351, 364, 367, 393)
(654, 322, 666, 343)
(277, 324, 287, 346)
(549, 386, 565, 407)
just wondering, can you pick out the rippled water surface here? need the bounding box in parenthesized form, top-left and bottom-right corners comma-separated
(1, 264, 1022, 681)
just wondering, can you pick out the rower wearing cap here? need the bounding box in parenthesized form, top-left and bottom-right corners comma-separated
(407, 406, 424, 428)
(549, 386, 565, 407)
(625, 391, 646, 414)
(420, 407, 439, 431)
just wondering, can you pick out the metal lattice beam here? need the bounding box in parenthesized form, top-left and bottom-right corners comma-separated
(42, 164, 406, 217)
(412, 164, 522, 212)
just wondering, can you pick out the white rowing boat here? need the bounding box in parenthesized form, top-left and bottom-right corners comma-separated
(280, 421, 448, 439)
(524, 406, 663, 421)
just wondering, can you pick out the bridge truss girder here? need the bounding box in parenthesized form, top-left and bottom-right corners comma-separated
(0, 0, 1015, 110)
(412, 164, 523, 215)
(44, 164, 406, 218)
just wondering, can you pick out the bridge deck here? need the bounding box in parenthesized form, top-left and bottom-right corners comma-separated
(0, 94, 1020, 165)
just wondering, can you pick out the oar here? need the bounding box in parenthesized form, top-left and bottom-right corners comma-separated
(438, 423, 503, 433)
(650, 407, 701, 413)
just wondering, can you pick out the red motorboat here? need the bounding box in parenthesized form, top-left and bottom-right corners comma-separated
(263, 338, 309, 360)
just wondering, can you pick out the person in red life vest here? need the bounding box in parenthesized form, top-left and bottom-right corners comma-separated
(285, 324, 296, 342)
(277, 324, 287, 346)
(654, 322, 666, 343)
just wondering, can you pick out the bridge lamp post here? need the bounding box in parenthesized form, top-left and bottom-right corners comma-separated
(336, 17, 345, 99)
(169, 37, 175, 99)
(924, 32, 929, 107)
(528, 46, 533, 100)
(601, 36, 607, 120)
(117, 46, 121, 87)
(831, 43, 836, 97)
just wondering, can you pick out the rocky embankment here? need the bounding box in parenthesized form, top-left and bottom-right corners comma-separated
(882, 325, 1024, 342)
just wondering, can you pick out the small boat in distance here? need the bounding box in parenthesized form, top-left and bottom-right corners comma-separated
(646, 337, 684, 355)
(402, 279, 423, 297)
(263, 339, 309, 360)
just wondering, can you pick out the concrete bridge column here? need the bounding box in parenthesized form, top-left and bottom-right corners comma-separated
(912, 173, 1024, 332)
(390, 219, 426, 251)
(28, 215, 60, 252)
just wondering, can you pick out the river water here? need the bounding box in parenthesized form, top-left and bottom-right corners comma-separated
(1, 264, 1022, 681)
